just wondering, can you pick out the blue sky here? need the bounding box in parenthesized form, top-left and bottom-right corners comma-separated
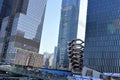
(39, 0, 62, 54)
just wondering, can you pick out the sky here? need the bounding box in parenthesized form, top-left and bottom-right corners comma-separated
(39, 0, 88, 54)
(39, 0, 62, 54)
(77, 0, 87, 40)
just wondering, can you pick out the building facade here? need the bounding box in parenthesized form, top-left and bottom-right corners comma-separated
(43, 52, 51, 68)
(0, 0, 47, 66)
(15, 51, 44, 68)
(57, 0, 80, 69)
(0, 0, 13, 30)
(49, 54, 54, 69)
(53, 47, 58, 69)
(84, 0, 120, 72)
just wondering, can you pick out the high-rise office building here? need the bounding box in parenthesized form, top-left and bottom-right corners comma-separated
(53, 47, 58, 69)
(0, 0, 47, 65)
(57, 0, 80, 69)
(43, 52, 51, 67)
(0, 0, 13, 30)
(84, 0, 120, 73)
(43, 52, 53, 68)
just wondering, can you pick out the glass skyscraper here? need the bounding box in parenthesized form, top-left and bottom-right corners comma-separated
(57, 0, 80, 69)
(84, 0, 120, 73)
(0, 0, 47, 64)
(53, 47, 58, 69)
(0, 0, 13, 30)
